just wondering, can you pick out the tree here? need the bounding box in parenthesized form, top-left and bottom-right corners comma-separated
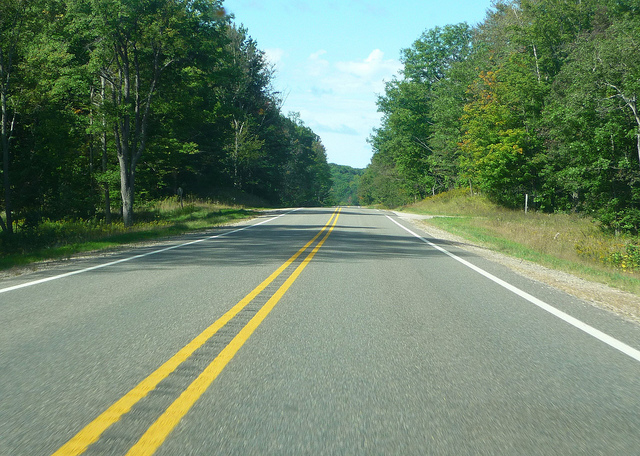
(0, 0, 85, 231)
(428, 56, 476, 192)
(596, 18, 640, 169)
(372, 79, 433, 199)
(222, 25, 274, 191)
(0, 0, 336, 247)
(460, 69, 534, 206)
(401, 23, 473, 85)
(358, 151, 408, 208)
(367, 23, 473, 203)
(77, 0, 226, 226)
(279, 115, 331, 206)
(542, 13, 640, 229)
(329, 164, 363, 206)
(0, 0, 32, 234)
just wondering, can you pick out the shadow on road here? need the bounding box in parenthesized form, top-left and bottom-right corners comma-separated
(0, 209, 474, 283)
(80, 219, 472, 274)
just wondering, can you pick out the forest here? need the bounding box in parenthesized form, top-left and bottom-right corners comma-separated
(329, 164, 363, 206)
(0, 0, 332, 235)
(360, 0, 640, 233)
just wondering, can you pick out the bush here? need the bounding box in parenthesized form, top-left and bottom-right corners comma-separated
(607, 244, 640, 272)
(575, 238, 640, 273)
(598, 208, 640, 235)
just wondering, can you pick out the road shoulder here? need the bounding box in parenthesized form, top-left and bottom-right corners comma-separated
(393, 211, 640, 324)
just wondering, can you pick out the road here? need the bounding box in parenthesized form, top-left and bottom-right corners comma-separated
(2, 207, 640, 455)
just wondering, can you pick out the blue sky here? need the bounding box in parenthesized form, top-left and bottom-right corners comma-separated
(224, 0, 495, 168)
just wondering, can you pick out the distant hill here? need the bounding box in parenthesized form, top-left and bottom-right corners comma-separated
(329, 164, 364, 206)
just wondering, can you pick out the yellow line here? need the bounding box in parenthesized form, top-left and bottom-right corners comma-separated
(125, 208, 341, 456)
(52, 208, 340, 456)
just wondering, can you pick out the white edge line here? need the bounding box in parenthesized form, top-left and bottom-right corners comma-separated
(386, 215, 640, 363)
(0, 209, 300, 295)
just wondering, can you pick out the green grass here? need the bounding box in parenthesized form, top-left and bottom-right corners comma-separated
(0, 199, 259, 271)
(403, 189, 640, 295)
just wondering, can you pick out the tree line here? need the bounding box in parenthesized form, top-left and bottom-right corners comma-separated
(360, 0, 640, 233)
(329, 163, 363, 206)
(0, 0, 332, 233)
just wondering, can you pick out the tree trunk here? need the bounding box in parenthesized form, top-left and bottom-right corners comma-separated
(630, 102, 640, 170)
(116, 128, 136, 227)
(532, 44, 541, 83)
(102, 131, 111, 224)
(101, 77, 111, 223)
(119, 156, 134, 227)
(232, 118, 244, 189)
(607, 85, 640, 170)
(0, 0, 24, 235)
(111, 40, 160, 228)
(636, 131, 640, 171)
(1, 85, 13, 234)
(623, 95, 640, 169)
(98, 7, 171, 229)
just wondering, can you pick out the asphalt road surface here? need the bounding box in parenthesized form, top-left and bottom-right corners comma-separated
(2, 207, 640, 455)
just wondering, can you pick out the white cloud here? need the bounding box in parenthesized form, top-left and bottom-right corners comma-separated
(264, 48, 287, 65)
(309, 49, 328, 60)
(336, 49, 400, 79)
(264, 48, 286, 68)
(307, 49, 330, 77)
(304, 48, 400, 95)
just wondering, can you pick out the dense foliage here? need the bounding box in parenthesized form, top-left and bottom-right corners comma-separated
(362, 0, 640, 233)
(0, 0, 332, 233)
(328, 164, 363, 206)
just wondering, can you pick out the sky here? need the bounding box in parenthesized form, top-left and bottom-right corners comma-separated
(224, 0, 495, 169)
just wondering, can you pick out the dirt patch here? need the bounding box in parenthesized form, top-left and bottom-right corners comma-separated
(395, 213, 640, 324)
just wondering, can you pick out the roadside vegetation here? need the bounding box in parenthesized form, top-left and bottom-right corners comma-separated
(404, 189, 640, 295)
(361, 1, 640, 236)
(1, 1, 332, 241)
(357, 1, 640, 298)
(1, 1, 334, 272)
(0, 198, 258, 271)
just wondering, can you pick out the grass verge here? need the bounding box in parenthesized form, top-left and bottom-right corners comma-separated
(0, 199, 259, 271)
(404, 189, 640, 296)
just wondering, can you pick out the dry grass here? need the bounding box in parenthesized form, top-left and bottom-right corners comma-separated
(0, 198, 258, 270)
(407, 188, 504, 217)
(475, 211, 599, 265)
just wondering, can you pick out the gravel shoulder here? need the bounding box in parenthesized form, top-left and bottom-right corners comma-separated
(393, 211, 640, 325)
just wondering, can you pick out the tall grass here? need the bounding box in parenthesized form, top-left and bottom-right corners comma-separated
(405, 189, 640, 294)
(0, 198, 258, 270)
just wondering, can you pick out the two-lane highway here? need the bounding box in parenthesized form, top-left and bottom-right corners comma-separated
(2, 207, 640, 455)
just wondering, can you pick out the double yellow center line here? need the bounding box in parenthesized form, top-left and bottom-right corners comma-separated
(53, 207, 342, 456)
